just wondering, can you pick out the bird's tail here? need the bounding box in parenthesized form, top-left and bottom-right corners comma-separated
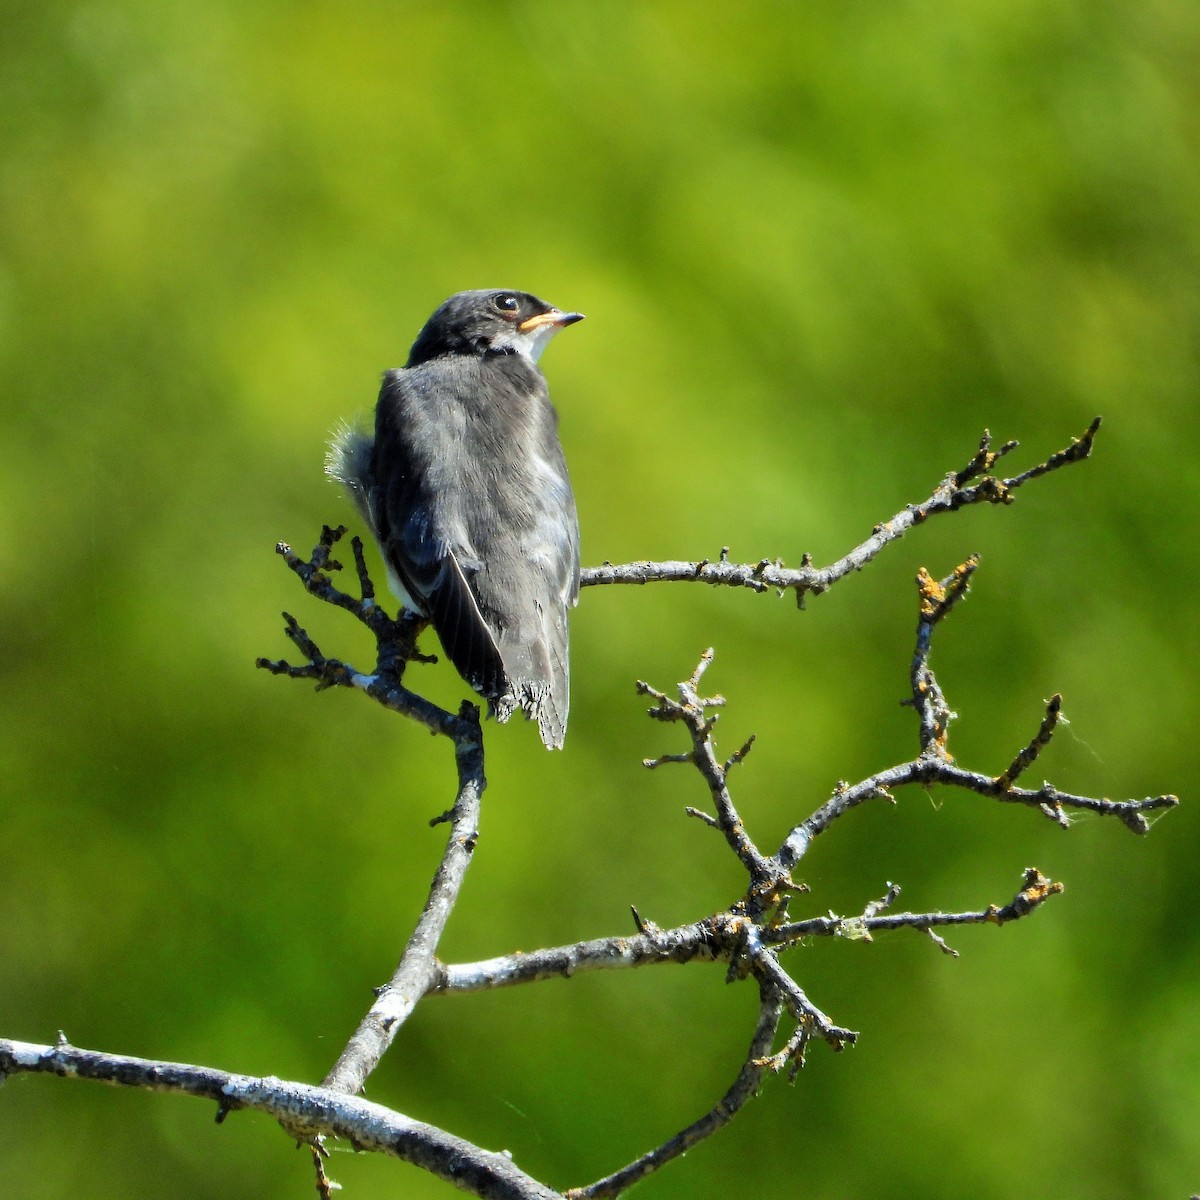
(489, 620, 570, 750)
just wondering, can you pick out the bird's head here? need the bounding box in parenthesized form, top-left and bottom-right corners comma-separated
(407, 290, 584, 367)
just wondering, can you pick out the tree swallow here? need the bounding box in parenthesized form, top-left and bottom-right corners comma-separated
(328, 289, 583, 748)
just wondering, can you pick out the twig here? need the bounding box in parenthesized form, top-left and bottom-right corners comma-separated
(256, 527, 438, 717)
(742, 927, 857, 1061)
(580, 421, 1101, 606)
(434, 920, 724, 993)
(565, 984, 785, 1200)
(763, 868, 1064, 950)
(637, 653, 774, 888)
(258, 531, 487, 1092)
(772, 555, 1176, 872)
(909, 556, 977, 756)
(995, 695, 1063, 790)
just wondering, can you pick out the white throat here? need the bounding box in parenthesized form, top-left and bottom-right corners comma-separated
(497, 323, 560, 365)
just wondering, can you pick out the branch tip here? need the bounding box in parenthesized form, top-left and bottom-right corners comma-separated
(924, 928, 960, 956)
(723, 735, 757, 774)
(862, 883, 902, 918)
(989, 867, 1064, 923)
(688, 648, 716, 691)
(996, 694, 1064, 791)
(644, 753, 692, 769)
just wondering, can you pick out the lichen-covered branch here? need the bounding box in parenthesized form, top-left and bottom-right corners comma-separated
(0, 1037, 560, 1200)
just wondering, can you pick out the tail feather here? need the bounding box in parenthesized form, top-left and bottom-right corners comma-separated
(488, 608, 570, 749)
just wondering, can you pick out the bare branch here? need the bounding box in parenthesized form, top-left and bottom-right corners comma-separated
(256, 527, 439, 721)
(773, 553, 1175, 872)
(908, 556, 977, 756)
(1002, 416, 1102, 488)
(933, 765, 1177, 833)
(743, 928, 857, 1060)
(434, 920, 724, 994)
(435, 866, 1064, 997)
(0, 1038, 561, 1200)
(579, 421, 1101, 606)
(596, 537, 1170, 1189)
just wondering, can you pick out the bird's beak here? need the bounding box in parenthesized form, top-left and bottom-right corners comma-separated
(519, 310, 585, 333)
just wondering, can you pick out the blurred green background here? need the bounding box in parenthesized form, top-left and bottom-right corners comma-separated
(2, 2, 1197, 1197)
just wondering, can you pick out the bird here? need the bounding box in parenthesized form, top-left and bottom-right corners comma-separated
(327, 289, 583, 749)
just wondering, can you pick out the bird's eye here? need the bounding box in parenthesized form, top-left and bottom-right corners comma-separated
(492, 293, 520, 314)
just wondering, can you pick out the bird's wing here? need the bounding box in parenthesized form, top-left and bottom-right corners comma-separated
(372, 368, 509, 700)
(454, 369, 579, 746)
(423, 550, 509, 700)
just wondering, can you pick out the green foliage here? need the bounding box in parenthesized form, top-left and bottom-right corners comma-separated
(2, 3, 1197, 1197)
